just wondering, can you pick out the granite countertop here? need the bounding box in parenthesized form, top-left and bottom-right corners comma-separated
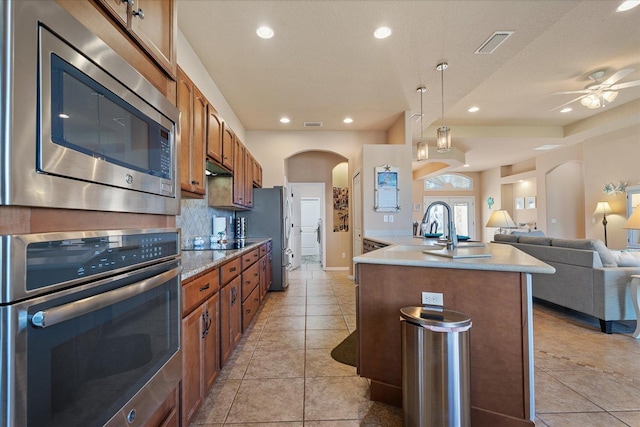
(355, 238, 555, 274)
(180, 238, 270, 282)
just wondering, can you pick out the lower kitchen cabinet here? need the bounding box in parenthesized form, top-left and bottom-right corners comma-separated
(181, 270, 220, 427)
(144, 386, 179, 427)
(220, 274, 242, 366)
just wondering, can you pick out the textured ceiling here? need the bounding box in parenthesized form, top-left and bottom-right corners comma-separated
(178, 1, 640, 173)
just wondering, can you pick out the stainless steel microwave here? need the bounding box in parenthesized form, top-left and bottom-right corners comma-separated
(0, 1, 179, 215)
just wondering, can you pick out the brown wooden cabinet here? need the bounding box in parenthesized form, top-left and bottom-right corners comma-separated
(220, 259, 242, 366)
(96, 0, 176, 78)
(253, 156, 263, 188)
(232, 137, 246, 206)
(244, 151, 255, 207)
(177, 67, 206, 197)
(143, 386, 179, 427)
(221, 124, 235, 171)
(207, 104, 223, 165)
(181, 270, 220, 427)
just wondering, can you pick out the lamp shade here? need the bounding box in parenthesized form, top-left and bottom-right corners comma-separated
(486, 209, 517, 228)
(624, 206, 640, 230)
(593, 201, 612, 215)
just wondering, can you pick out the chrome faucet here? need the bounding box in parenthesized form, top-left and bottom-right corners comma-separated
(421, 201, 458, 249)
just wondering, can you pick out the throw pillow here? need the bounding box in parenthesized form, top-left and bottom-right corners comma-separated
(551, 238, 617, 267)
(493, 234, 519, 243)
(610, 250, 640, 267)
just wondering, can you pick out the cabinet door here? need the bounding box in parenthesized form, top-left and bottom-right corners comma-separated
(181, 305, 204, 427)
(244, 151, 254, 208)
(191, 86, 207, 195)
(233, 138, 245, 206)
(95, 0, 128, 26)
(259, 255, 267, 302)
(177, 68, 193, 193)
(220, 275, 242, 366)
(129, 0, 176, 77)
(222, 124, 234, 171)
(266, 250, 273, 291)
(203, 293, 220, 391)
(207, 104, 223, 164)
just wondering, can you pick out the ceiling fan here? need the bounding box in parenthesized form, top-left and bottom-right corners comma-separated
(551, 68, 640, 111)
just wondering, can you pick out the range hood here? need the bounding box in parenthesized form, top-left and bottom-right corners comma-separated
(206, 160, 232, 177)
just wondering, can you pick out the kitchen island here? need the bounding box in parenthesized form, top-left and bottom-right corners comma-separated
(354, 240, 555, 426)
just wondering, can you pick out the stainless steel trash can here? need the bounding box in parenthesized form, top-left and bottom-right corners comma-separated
(400, 306, 472, 427)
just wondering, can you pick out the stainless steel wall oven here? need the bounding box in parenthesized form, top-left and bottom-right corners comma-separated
(0, 1, 179, 215)
(0, 229, 182, 427)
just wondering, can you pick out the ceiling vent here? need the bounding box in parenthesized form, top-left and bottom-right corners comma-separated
(475, 31, 513, 54)
(304, 121, 323, 127)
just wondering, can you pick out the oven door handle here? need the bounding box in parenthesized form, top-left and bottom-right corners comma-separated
(31, 265, 182, 328)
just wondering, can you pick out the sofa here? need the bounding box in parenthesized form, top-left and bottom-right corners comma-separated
(493, 234, 640, 333)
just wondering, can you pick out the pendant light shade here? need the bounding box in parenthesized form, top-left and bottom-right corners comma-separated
(416, 86, 428, 161)
(436, 62, 452, 152)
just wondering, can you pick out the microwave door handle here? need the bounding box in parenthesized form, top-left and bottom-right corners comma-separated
(31, 265, 182, 328)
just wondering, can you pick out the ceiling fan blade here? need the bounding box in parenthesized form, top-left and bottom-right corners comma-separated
(610, 80, 640, 90)
(602, 69, 633, 85)
(551, 90, 590, 95)
(549, 94, 588, 111)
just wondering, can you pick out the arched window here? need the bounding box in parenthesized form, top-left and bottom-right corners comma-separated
(424, 173, 473, 190)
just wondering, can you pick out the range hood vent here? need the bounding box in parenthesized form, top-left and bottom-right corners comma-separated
(206, 160, 232, 177)
(304, 121, 323, 127)
(475, 31, 513, 54)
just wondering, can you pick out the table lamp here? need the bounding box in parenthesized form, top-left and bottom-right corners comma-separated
(593, 201, 612, 246)
(624, 205, 640, 230)
(486, 209, 517, 234)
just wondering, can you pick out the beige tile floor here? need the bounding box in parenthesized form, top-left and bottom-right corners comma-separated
(192, 258, 640, 426)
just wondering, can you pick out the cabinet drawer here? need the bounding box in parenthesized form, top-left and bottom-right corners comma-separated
(241, 248, 260, 269)
(241, 261, 260, 301)
(182, 270, 218, 316)
(259, 243, 268, 258)
(220, 257, 241, 285)
(242, 285, 260, 332)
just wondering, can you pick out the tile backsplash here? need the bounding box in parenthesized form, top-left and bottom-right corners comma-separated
(176, 198, 235, 245)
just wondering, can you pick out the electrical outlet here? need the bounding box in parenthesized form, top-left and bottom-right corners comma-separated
(341, 252, 346, 258)
(383, 215, 388, 222)
(422, 291, 444, 306)
(389, 215, 394, 222)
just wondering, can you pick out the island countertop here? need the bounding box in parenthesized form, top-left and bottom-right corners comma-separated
(355, 239, 555, 275)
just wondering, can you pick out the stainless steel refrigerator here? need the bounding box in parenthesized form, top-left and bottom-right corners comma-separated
(237, 186, 290, 291)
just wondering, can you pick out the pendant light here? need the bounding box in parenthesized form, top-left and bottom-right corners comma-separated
(436, 62, 451, 152)
(416, 86, 428, 161)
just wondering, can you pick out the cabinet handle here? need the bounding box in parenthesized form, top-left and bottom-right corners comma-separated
(230, 267, 237, 272)
(201, 311, 208, 338)
(254, 273, 259, 277)
(199, 283, 210, 292)
(132, 8, 144, 19)
(191, 179, 200, 185)
(254, 297, 259, 303)
(245, 309, 251, 315)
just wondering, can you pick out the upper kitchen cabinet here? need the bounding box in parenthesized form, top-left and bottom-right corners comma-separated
(232, 137, 246, 206)
(95, 0, 177, 79)
(221, 124, 235, 172)
(207, 104, 224, 166)
(57, 0, 176, 101)
(177, 67, 206, 197)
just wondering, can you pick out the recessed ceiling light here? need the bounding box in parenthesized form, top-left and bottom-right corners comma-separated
(463, 164, 470, 168)
(617, 0, 640, 12)
(256, 26, 274, 39)
(58, 113, 70, 119)
(467, 106, 479, 113)
(534, 144, 562, 151)
(343, 117, 353, 124)
(560, 107, 573, 113)
(373, 27, 392, 39)
(279, 117, 290, 124)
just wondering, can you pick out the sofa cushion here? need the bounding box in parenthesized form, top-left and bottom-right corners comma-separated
(518, 236, 552, 246)
(511, 230, 546, 237)
(493, 234, 519, 243)
(610, 250, 640, 267)
(551, 238, 617, 267)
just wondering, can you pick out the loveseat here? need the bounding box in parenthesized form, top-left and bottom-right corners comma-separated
(493, 234, 640, 333)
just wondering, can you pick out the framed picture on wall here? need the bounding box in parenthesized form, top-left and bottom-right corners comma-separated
(515, 198, 525, 210)
(374, 165, 400, 212)
(526, 196, 536, 209)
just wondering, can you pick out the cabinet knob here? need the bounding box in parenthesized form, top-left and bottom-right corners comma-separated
(191, 179, 200, 185)
(132, 8, 145, 19)
(121, 0, 134, 5)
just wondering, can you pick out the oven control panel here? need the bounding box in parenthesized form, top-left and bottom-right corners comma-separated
(24, 231, 179, 291)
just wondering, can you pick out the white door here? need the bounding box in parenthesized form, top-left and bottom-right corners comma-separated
(422, 196, 476, 239)
(289, 185, 302, 270)
(301, 198, 321, 256)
